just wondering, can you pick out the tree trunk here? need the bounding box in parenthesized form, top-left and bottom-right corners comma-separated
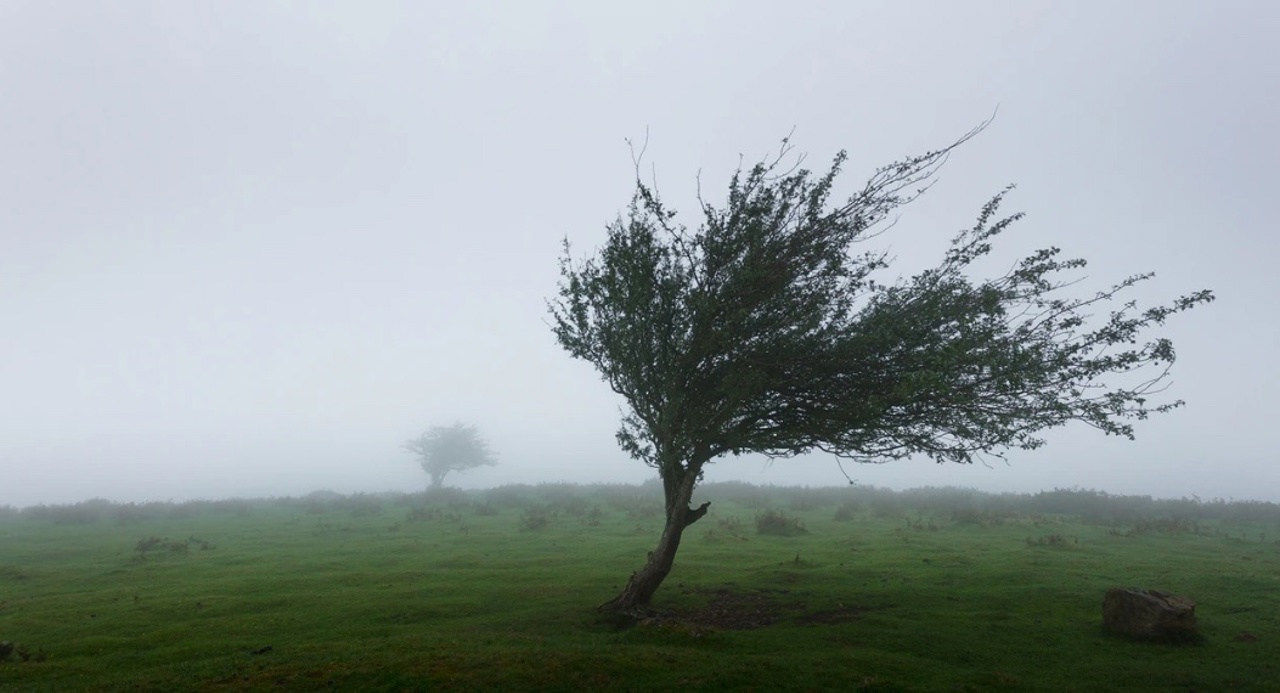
(598, 465, 710, 614)
(429, 470, 445, 490)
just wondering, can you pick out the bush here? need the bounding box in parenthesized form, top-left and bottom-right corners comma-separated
(519, 505, 553, 531)
(1111, 517, 1201, 537)
(334, 493, 385, 517)
(206, 499, 254, 517)
(480, 485, 531, 509)
(755, 510, 807, 537)
(549, 495, 591, 518)
(406, 506, 461, 523)
(23, 498, 115, 524)
(951, 508, 1008, 527)
(1026, 534, 1075, 547)
(134, 536, 193, 560)
(833, 503, 859, 522)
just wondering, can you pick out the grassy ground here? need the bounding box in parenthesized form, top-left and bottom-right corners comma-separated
(0, 485, 1276, 691)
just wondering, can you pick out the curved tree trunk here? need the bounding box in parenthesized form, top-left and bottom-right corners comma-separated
(598, 464, 710, 614)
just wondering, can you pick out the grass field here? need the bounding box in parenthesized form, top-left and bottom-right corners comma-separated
(1, 483, 1277, 691)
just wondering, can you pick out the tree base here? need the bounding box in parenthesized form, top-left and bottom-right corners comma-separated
(596, 597, 654, 617)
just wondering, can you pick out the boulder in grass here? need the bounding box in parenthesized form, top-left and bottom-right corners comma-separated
(1103, 588, 1199, 643)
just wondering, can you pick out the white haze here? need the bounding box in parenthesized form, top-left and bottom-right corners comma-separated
(1, 1, 1276, 506)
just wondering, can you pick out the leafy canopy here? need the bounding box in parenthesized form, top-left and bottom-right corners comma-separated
(549, 125, 1213, 480)
(404, 422, 497, 488)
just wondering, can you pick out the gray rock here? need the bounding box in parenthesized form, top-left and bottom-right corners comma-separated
(1103, 587, 1199, 642)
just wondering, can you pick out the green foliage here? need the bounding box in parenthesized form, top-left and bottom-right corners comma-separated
(518, 505, 553, 531)
(550, 123, 1212, 481)
(549, 123, 1212, 607)
(833, 502, 860, 522)
(1025, 533, 1075, 547)
(755, 509, 808, 536)
(405, 506, 461, 523)
(717, 516, 747, 536)
(404, 422, 497, 489)
(1110, 517, 1202, 537)
(132, 535, 216, 560)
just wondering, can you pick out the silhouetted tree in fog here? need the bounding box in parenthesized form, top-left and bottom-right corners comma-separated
(405, 423, 497, 490)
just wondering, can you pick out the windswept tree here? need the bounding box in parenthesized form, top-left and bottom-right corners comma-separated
(404, 423, 497, 490)
(548, 122, 1213, 614)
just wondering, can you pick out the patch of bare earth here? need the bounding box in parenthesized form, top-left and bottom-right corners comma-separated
(630, 586, 876, 631)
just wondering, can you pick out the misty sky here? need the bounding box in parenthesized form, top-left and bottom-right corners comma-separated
(2, 1, 1276, 507)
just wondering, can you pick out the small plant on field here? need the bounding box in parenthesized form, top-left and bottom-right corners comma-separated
(472, 502, 499, 516)
(550, 495, 592, 519)
(388, 492, 421, 508)
(110, 502, 165, 524)
(301, 490, 345, 515)
(787, 495, 823, 512)
(480, 485, 530, 509)
(424, 487, 470, 505)
(606, 495, 661, 520)
(166, 502, 201, 520)
(1, 642, 49, 663)
(704, 516, 749, 542)
(1026, 534, 1075, 547)
(1110, 516, 1201, 537)
(445, 496, 474, 513)
(1030, 513, 1065, 527)
(519, 505, 553, 531)
(334, 493, 385, 517)
(211, 499, 254, 517)
(134, 536, 190, 560)
(868, 495, 905, 520)
(755, 510, 807, 537)
(311, 521, 351, 535)
(719, 516, 746, 536)
(25, 498, 115, 524)
(832, 503, 859, 522)
(950, 508, 1008, 527)
(406, 507, 461, 523)
(904, 515, 939, 532)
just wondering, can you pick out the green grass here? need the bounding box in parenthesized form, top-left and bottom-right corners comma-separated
(1, 487, 1277, 691)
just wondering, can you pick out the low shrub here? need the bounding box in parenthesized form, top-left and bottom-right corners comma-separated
(519, 505, 553, 531)
(406, 506, 461, 523)
(1025, 534, 1075, 547)
(134, 536, 194, 560)
(755, 510, 807, 537)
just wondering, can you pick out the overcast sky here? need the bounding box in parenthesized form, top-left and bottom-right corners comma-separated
(2, 0, 1275, 507)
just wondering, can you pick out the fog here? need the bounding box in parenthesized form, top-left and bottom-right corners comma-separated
(2, 1, 1275, 507)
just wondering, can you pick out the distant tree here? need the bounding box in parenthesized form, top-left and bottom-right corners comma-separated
(548, 122, 1213, 614)
(404, 423, 497, 490)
